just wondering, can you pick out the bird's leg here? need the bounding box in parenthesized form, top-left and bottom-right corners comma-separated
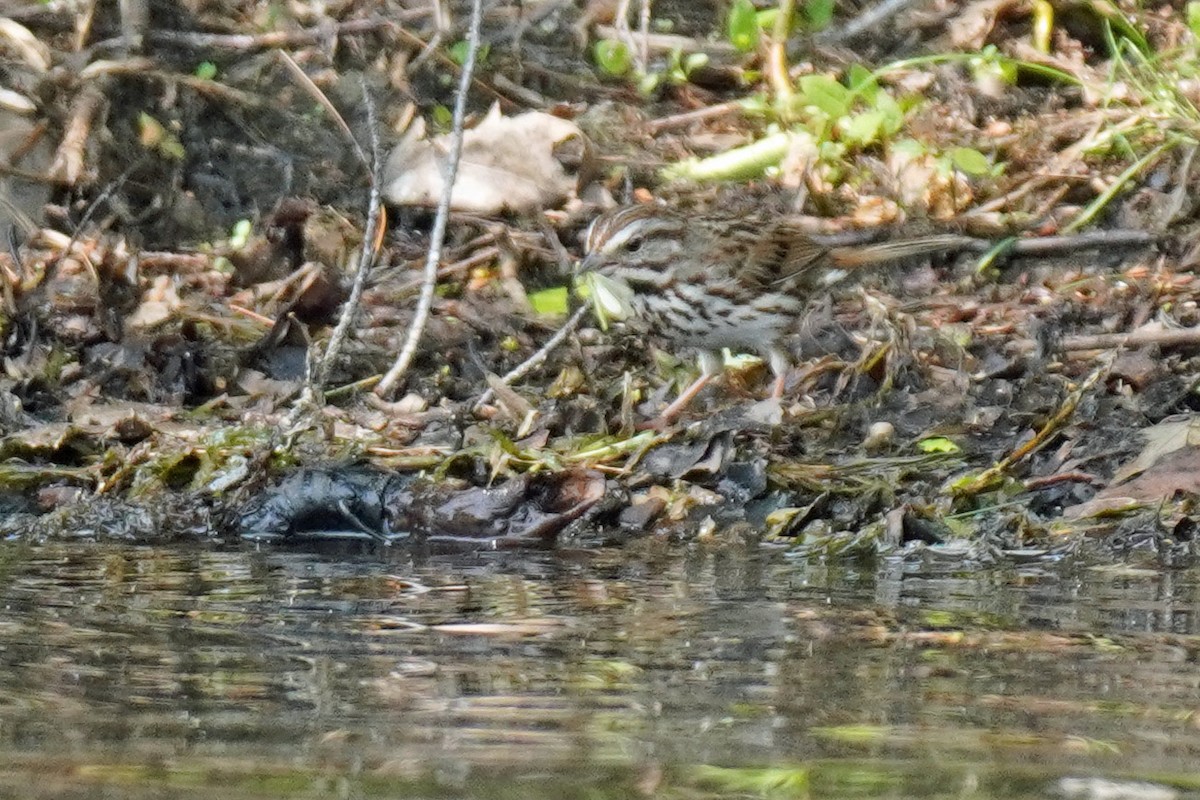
(767, 347, 791, 399)
(643, 351, 722, 428)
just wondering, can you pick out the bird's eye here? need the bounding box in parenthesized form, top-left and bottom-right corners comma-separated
(626, 236, 644, 252)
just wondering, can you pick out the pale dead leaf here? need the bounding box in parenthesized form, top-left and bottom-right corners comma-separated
(0, 18, 51, 72)
(888, 148, 973, 219)
(383, 106, 585, 213)
(237, 369, 300, 404)
(948, 0, 1024, 50)
(126, 274, 180, 330)
(0, 88, 35, 115)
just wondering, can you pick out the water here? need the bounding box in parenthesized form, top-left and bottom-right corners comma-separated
(0, 539, 1197, 798)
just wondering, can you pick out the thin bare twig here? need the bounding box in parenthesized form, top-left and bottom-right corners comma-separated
(1004, 229, 1159, 255)
(49, 83, 104, 186)
(376, 0, 484, 397)
(276, 50, 369, 171)
(315, 84, 384, 388)
(389, 25, 518, 111)
(472, 220, 586, 411)
(118, 0, 148, 50)
(592, 25, 736, 56)
(80, 60, 267, 108)
(645, 101, 744, 134)
(473, 304, 590, 411)
(817, 0, 927, 45)
(141, 17, 423, 51)
(614, 0, 636, 71)
(637, 0, 651, 76)
(410, 0, 447, 70)
(280, 85, 383, 432)
(49, 168, 134, 290)
(1060, 327, 1200, 352)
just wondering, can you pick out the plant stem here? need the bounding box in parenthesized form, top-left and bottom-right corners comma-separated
(767, 0, 795, 103)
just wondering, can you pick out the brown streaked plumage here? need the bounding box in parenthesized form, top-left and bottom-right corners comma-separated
(579, 205, 973, 422)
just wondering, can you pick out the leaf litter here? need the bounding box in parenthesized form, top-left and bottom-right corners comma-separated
(0, 1, 1196, 562)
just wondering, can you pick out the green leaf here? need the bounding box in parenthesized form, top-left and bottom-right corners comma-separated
(874, 92, 905, 136)
(840, 111, 884, 145)
(947, 147, 992, 176)
(890, 138, 926, 158)
(739, 92, 771, 116)
(846, 64, 878, 103)
(917, 436, 961, 454)
(1189, 1, 1200, 39)
(683, 52, 710, 76)
(593, 39, 632, 76)
(137, 112, 185, 160)
(229, 219, 252, 249)
(194, 61, 217, 80)
(431, 104, 453, 128)
(1087, 0, 1148, 55)
(727, 0, 760, 52)
(666, 48, 688, 82)
(969, 46, 1018, 88)
(816, 139, 847, 163)
(798, 74, 852, 118)
(804, 0, 835, 30)
(637, 70, 662, 95)
(448, 40, 488, 66)
(527, 286, 569, 316)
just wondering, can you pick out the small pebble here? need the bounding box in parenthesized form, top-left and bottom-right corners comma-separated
(862, 421, 895, 452)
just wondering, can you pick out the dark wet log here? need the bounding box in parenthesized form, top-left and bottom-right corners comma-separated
(239, 467, 605, 549)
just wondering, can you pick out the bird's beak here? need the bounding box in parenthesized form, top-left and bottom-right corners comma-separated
(576, 251, 599, 275)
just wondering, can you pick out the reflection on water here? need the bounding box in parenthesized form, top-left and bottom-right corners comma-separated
(0, 538, 1198, 798)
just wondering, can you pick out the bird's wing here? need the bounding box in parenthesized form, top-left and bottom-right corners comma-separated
(742, 221, 832, 293)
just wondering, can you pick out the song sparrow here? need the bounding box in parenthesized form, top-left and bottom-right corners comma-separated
(578, 204, 973, 422)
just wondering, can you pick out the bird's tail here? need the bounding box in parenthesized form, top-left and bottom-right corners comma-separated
(828, 234, 979, 267)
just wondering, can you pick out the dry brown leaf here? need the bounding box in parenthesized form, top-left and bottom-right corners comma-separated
(1065, 416, 1200, 518)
